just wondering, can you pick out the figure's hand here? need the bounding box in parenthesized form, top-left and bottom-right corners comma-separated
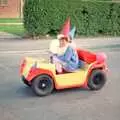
(60, 61, 66, 66)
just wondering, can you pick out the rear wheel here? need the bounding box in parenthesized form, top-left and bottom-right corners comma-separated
(88, 70, 107, 90)
(32, 75, 54, 96)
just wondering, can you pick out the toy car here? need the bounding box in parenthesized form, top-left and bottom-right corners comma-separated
(20, 48, 108, 96)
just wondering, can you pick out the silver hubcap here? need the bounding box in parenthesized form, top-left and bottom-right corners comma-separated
(42, 83, 46, 88)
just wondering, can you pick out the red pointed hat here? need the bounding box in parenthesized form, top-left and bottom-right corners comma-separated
(57, 17, 70, 40)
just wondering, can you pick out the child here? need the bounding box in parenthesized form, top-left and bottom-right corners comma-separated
(51, 35, 79, 73)
(49, 17, 83, 73)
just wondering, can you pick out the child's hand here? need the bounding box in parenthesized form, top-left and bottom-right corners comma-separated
(61, 61, 66, 66)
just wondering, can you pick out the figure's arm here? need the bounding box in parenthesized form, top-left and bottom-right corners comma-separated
(56, 47, 73, 66)
(57, 47, 72, 61)
(64, 47, 73, 62)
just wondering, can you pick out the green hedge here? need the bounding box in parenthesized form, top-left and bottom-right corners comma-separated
(23, 0, 120, 37)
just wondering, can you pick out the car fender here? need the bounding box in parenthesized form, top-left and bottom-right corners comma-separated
(84, 61, 107, 87)
(26, 67, 56, 85)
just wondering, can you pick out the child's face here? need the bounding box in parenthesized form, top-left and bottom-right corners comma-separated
(59, 38, 68, 48)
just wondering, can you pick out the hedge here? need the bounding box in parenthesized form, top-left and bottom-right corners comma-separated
(23, 0, 120, 37)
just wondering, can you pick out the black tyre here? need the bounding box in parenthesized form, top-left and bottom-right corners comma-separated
(88, 70, 106, 90)
(32, 75, 54, 96)
(22, 76, 31, 87)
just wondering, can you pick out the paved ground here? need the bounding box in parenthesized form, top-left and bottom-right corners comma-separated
(0, 37, 120, 120)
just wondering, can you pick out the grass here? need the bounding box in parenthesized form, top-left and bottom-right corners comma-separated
(0, 25, 25, 36)
(0, 18, 22, 23)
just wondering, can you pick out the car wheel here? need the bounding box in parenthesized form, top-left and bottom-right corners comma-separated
(32, 75, 54, 96)
(88, 70, 106, 90)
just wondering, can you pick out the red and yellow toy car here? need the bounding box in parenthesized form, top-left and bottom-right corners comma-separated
(20, 48, 108, 96)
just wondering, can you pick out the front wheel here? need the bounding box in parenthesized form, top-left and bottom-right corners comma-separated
(32, 75, 54, 96)
(88, 70, 107, 90)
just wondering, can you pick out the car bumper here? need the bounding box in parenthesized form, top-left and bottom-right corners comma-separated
(21, 76, 26, 82)
(21, 76, 31, 86)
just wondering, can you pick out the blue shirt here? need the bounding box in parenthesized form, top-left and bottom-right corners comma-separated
(57, 46, 79, 72)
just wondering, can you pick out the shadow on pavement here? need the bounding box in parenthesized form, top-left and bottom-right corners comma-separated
(16, 85, 97, 100)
